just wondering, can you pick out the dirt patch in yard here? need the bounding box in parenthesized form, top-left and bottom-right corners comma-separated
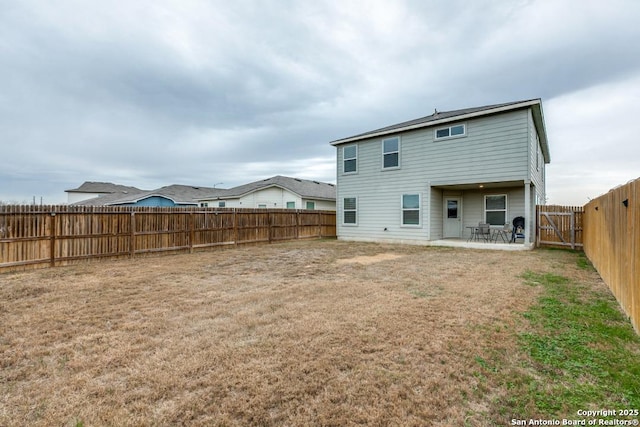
(0, 240, 604, 426)
(336, 252, 403, 265)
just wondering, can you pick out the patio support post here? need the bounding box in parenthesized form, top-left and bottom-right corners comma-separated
(426, 182, 431, 240)
(524, 181, 531, 245)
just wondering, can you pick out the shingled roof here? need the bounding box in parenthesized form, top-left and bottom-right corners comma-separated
(108, 185, 229, 206)
(203, 176, 336, 201)
(65, 181, 144, 194)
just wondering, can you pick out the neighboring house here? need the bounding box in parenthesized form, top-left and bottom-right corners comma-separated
(65, 182, 144, 204)
(198, 175, 336, 210)
(330, 99, 550, 247)
(99, 185, 228, 207)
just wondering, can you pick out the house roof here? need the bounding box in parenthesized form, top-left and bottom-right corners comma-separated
(71, 184, 228, 206)
(65, 181, 144, 194)
(330, 98, 550, 163)
(108, 184, 229, 206)
(200, 175, 336, 201)
(72, 190, 147, 206)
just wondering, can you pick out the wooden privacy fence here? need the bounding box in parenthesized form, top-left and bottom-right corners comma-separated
(583, 178, 640, 333)
(536, 205, 584, 249)
(0, 205, 336, 272)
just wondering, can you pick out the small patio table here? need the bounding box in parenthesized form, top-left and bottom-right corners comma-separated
(466, 226, 479, 242)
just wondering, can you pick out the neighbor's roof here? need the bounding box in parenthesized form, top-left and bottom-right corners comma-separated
(108, 184, 229, 206)
(330, 98, 550, 163)
(201, 176, 336, 201)
(71, 190, 147, 206)
(65, 181, 143, 194)
(72, 184, 228, 206)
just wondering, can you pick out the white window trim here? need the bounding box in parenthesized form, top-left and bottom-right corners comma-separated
(343, 145, 358, 174)
(536, 134, 541, 171)
(343, 197, 357, 226)
(434, 123, 466, 140)
(401, 193, 422, 228)
(484, 194, 508, 226)
(381, 136, 400, 170)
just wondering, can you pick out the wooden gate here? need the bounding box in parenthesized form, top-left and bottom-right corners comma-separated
(536, 205, 584, 249)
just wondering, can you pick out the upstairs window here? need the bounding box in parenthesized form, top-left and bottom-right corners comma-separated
(435, 124, 466, 140)
(343, 145, 357, 173)
(382, 137, 400, 169)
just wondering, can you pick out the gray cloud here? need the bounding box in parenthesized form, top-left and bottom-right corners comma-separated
(2, 0, 640, 205)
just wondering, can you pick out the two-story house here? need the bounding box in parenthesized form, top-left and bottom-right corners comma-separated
(330, 99, 550, 247)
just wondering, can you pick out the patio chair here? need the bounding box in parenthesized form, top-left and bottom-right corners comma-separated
(511, 216, 525, 243)
(476, 222, 491, 242)
(493, 222, 511, 243)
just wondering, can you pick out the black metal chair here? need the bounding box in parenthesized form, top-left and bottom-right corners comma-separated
(511, 216, 525, 243)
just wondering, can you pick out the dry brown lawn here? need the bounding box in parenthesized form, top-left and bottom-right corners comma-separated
(0, 240, 597, 426)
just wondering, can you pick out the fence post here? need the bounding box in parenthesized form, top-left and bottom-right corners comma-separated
(233, 209, 238, 246)
(570, 211, 575, 250)
(49, 211, 56, 267)
(318, 212, 322, 238)
(130, 212, 135, 258)
(189, 211, 194, 254)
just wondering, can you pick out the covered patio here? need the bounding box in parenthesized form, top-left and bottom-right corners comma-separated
(426, 238, 532, 251)
(430, 178, 540, 248)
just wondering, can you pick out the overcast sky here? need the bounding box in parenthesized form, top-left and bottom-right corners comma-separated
(2, 0, 639, 205)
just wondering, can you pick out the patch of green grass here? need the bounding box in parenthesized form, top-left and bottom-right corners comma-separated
(489, 265, 640, 421)
(576, 251, 595, 271)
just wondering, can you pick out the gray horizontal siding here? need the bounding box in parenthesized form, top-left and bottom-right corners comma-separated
(528, 109, 546, 204)
(336, 108, 534, 242)
(426, 110, 529, 184)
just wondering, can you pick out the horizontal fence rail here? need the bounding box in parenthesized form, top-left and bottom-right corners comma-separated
(536, 205, 584, 249)
(0, 205, 336, 272)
